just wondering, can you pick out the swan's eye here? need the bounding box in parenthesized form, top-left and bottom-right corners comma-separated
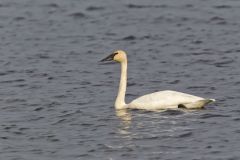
(111, 52, 118, 58)
(100, 52, 118, 62)
(110, 52, 118, 58)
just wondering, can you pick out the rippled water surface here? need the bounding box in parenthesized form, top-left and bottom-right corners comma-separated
(0, 0, 240, 159)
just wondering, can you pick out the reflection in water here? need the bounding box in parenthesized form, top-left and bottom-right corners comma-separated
(115, 109, 135, 149)
(115, 109, 133, 138)
(115, 109, 188, 136)
(115, 109, 132, 128)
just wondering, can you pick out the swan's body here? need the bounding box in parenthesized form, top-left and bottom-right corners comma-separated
(101, 50, 215, 110)
(128, 90, 213, 110)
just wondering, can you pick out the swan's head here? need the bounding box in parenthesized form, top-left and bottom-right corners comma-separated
(100, 50, 127, 63)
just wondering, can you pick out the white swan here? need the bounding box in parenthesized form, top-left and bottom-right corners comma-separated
(100, 50, 215, 110)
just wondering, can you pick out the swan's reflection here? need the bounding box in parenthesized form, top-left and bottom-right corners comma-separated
(115, 109, 134, 149)
(115, 109, 132, 128)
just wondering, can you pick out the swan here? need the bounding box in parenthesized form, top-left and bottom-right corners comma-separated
(100, 50, 215, 110)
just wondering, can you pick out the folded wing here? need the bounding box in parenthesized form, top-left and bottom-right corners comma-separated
(129, 90, 205, 110)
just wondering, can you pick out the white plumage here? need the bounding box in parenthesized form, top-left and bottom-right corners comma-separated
(101, 50, 215, 110)
(129, 90, 214, 110)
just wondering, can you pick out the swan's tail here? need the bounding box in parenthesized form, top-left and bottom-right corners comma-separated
(209, 99, 216, 102)
(179, 98, 215, 109)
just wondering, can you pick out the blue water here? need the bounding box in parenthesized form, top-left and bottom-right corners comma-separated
(0, 0, 240, 159)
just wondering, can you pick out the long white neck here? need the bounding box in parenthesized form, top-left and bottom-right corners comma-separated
(115, 60, 127, 109)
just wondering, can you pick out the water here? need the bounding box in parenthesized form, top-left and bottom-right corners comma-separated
(0, 0, 240, 159)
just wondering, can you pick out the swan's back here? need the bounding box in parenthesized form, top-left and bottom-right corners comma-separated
(129, 90, 205, 110)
